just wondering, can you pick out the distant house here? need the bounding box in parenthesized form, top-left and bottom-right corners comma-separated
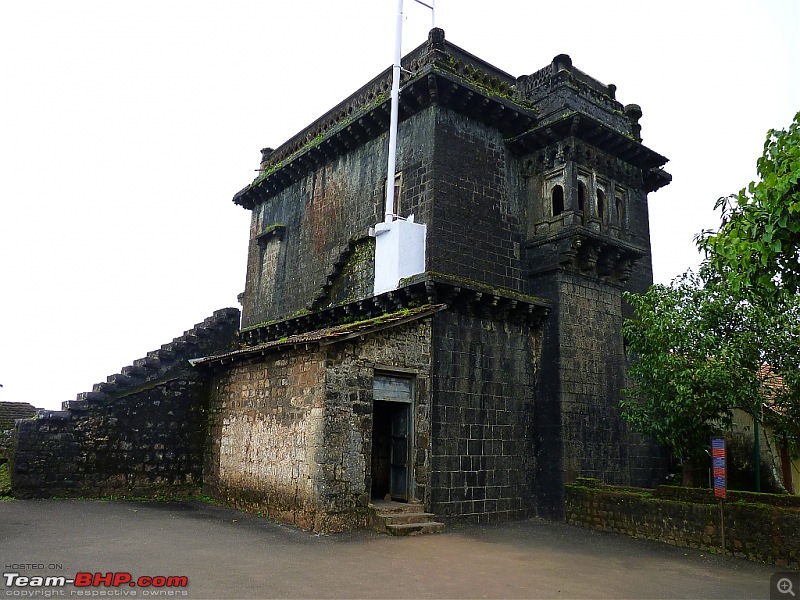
(729, 366, 799, 494)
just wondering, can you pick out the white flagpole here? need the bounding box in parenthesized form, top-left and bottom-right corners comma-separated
(384, 0, 404, 223)
(384, 0, 436, 223)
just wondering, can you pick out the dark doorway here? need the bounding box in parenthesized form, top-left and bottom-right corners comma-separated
(371, 376, 413, 501)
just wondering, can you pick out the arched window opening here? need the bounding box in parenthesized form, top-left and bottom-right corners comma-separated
(597, 188, 605, 222)
(552, 185, 564, 216)
(616, 195, 624, 226)
(577, 182, 586, 213)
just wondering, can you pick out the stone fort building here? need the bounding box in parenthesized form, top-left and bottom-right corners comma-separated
(12, 29, 671, 532)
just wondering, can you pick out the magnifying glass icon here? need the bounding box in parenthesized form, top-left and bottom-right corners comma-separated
(777, 578, 796, 596)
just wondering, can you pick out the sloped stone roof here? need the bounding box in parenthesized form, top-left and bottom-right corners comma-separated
(191, 304, 447, 368)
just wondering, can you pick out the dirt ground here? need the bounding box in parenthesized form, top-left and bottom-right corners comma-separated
(0, 499, 782, 599)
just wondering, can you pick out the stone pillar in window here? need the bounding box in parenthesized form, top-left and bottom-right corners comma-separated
(615, 188, 626, 228)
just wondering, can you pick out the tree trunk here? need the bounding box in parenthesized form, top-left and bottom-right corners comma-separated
(682, 461, 693, 486)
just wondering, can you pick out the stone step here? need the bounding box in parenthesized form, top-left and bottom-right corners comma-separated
(367, 501, 444, 535)
(93, 381, 118, 394)
(121, 364, 147, 379)
(380, 512, 436, 526)
(133, 356, 160, 370)
(386, 522, 445, 536)
(62, 399, 88, 411)
(78, 390, 107, 402)
(148, 348, 174, 361)
(369, 500, 426, 514)
(107, 373, 134, 386)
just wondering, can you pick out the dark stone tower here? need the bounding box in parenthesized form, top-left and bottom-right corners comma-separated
(9, 30, 672, 529)
(510, 54, 671, 516)
(224, 30, 673, 524)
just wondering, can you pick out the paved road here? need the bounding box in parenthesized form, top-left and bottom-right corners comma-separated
(0, 499, 781, 599)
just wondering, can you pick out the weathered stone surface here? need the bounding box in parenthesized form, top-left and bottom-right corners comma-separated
(533, 271, 667, 518)
(205, 318, 432, 533)
(10, 309, 240, 499)
(430, 310, 540, 524)
(0, 401, 38, 432)
(566, 481, 800, 569)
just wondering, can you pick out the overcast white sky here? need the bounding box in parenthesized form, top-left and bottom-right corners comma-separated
(1, 1, 798, 411)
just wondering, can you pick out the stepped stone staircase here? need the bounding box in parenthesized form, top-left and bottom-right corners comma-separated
(34, 308, 241, 420)
(368, 500, 445, 536)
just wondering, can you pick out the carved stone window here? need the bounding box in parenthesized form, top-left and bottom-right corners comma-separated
(577, 181, 586, 213)
(256, 224, 285, 307)
(615, 188, 626, 227)
(552, 185, 564, 217)
(596, 188, 606, 222)
(381, 171, 404, 219)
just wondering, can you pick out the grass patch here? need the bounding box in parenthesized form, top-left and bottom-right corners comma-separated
(194, 494, 223, 507)
(0, 462, 12, 498)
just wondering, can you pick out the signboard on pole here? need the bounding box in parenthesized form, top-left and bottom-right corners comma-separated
(712, 437, 727, 499)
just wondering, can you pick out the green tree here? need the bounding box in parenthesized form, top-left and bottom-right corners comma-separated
(625, 113, 800, 488)
(698, 111, 800, 296)
(621, 268, 800, 486)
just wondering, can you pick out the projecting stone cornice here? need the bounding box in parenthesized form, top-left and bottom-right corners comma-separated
(526, 227, 646, 282)
(233, 28, 539, 210)
(232, 29, 671, 209)
(235, 272, 550, 348)
(508, 114, 668, 168)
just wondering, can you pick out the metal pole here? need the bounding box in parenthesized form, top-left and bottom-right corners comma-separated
(384, 0, 404, 223)
(719, 499, 726, 558)
(754, 413, 761, 492)
(412, 0, 435, 27)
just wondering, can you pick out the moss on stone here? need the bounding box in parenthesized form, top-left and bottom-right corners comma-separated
(324, 238, 374, 307)
(423, 271, 547, 306)
(251, 92, 392, 191)
(0, 462, 11, 498)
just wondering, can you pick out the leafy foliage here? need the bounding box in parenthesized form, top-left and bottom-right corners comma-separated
(624, 113, 800, 477)
(698, 111, 800, 296)
(621, 269, 800, 467)
(0, 462, 11, 497)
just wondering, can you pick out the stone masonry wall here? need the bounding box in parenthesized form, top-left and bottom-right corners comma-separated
(11, 308, 240, 499)
(533, 271, 666, 518)
(204, 348, 328, 529)
(430, 310, 540, 524)
(430, 108, 525, 294)
(566, 480, 800, 569)
(241, 109, 435, 329)
(0, 402, 38, 464)
(0, 402, 39, 432)
(322, 317, 433, 527)
(205, 318, 432, 533)
(556, 274, 663, 486)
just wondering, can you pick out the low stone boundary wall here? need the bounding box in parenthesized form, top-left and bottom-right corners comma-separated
(1, 402, 39, 464)
(565, 478, 800, 569)
(11, 308, 240, 499)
